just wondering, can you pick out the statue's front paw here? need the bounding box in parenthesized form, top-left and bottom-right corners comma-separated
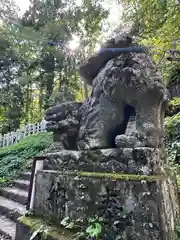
(58, 119, 80, 136)
(115, 134, 142, 148)
(45, 121, 59, 132)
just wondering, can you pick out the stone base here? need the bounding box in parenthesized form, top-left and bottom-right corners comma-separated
(15, 215, 72, 240)
(42, 148, 164, 175)
(32, 170, 179, 240)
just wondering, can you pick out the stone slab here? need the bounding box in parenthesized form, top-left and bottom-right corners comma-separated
(33, 170, 179, 240)
(42, 148, 164, 175)
(0, 187, 28, 205)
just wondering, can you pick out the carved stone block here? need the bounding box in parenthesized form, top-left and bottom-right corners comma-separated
(33, 169, 179, 240)
(42, 148, 164, 175)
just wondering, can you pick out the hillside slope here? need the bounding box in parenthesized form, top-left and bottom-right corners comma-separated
(0, 132, 53, 186)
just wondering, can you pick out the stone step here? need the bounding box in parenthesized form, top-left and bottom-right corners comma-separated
(13, 179, 30, 191)
(20, 172, 31, 181)
(0, 214, 16, 240)
(0, 196, 26, 222)
(0, 187, 28, 205)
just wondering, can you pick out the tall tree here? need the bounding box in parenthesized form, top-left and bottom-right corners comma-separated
(0, 0, 112, 133)
(121, 0, 180, 83)
(0, 0, 18, 23)
(0, 27, 24, 133)
(21, 0, 109, 106)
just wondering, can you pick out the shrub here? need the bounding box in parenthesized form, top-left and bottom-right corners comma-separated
(165, 113, 180, 162)
(166, 97, 180, 117)
(165, 114, 180, 188)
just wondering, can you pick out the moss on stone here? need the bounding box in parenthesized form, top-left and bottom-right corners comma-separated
(18, 215, 72, 240)
(77, 171, 165, 181)
(19, 215, 41, 231)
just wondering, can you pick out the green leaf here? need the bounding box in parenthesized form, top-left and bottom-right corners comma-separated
(157, 0, 167, 6)
(60, 217, 70, 226)
(176, 225, 180, 233)
(86, 223, 102, 237)
(65, 222, 74, 229)
(88, 217, 95, 223)
(115, 235, 123, 240)
(98, 217, 103, 222)
(18, 76, 34, 86)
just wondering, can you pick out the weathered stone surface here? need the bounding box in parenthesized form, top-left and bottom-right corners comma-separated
(42, 148, 164, 175)
(45, 102, 82, 123)
(45, 29, 169, 151)
(33, 170, 179, 240)
(115, 134, 142, 148)
(45, 101, 82, 150)
(77, 94, 126, 149)
(78, 49, 169, 149)
(79, 30, 134, 85)
(125, 115, 136, 135)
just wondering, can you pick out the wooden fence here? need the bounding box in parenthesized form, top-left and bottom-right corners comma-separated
(0, 120, 47, 148)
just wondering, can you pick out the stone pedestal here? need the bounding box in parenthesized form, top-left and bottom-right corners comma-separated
(43, 147, 164, 175)
(16, 148, 179, 240)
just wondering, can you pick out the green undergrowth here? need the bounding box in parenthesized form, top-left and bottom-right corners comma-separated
(165, 113, 180, 164)
(166, 97, 180, 117)
(165, 113, 180, 189)
(0, 132, 53, 186)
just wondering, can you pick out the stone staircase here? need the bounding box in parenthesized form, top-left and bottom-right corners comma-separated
(0, 172, 31, 240)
